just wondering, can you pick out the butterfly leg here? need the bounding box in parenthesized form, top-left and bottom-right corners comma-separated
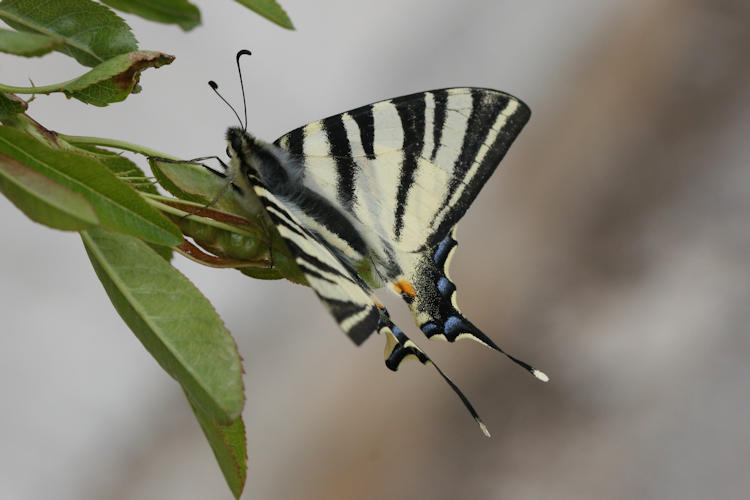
(148, 155, 240, 219)
(147, 155, 226, 166)
(375, 305, 491, 437)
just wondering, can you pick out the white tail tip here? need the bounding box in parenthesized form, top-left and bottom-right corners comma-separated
(533, 369, 549, 382)
(479, 421, 491, 438)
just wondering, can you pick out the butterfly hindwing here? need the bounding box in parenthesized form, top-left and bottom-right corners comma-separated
(392, 228, 549, 381)
(391, 227, 493, 344)
(248, 178, 379, 345)
(245, 173, 489, 432)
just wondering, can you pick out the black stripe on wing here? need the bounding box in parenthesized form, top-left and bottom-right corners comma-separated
(392, 93, 426, 240)
(323, 114, 358, 211)
(326, 298, 380, 345)
(427, 90, 530, 248)
(448, 90, 499, 196)
(429, 89, 448, 161)
(349, 104, 376, 160)
(280, 186, 370, 259)
(280, 127, 305, 159)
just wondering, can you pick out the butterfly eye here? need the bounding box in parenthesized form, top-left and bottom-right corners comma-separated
(231, 135, 244, 154)
(225, 146, 232, 158)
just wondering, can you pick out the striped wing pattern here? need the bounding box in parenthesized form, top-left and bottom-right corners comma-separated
(275, 88, 530, 253)
(223, 87, 545, 434)
(250, 180, 379, 345)
(273, 88, 546, 380)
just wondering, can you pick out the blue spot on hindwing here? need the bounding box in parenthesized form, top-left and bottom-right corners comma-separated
(437, 276, 455, 297)
(445, 316, 465, 335)
(421, 322, 439, 336)
(433, 235, 454, 266)
(390, 323, 405, 336)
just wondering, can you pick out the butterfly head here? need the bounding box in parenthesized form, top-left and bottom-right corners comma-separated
(225, 127, 302, 194)
(226, 126, 250, 158)
(210, 51, 301, 193)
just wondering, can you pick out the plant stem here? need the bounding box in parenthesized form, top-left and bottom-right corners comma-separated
(58, 134, 180, 160)
(143, 196, 259, 236)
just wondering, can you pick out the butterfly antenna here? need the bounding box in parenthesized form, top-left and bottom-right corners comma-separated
(235, 49, 252, 131)
(208, 80, 243, 129)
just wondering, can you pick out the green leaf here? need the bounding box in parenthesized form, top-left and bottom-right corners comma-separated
(25, 50, 174, 106)
(147, 242, 174, 261)
(64, 51, 174, 106)
(149, 158, 263, 217)
(72, 144, 159, 195)
(0, 151, 98, 230)
(187, 394, 247, 498)
(261, 234, 306, 284)
(101, 0, 201, 31)
(0, 27, 63, 56)
(82, 228, 245, 424)
(0, 91, 26, 120)
(0, 0, 138, 67)
(150, 158, 306, 283)
(175, 213, 304, 284)
(238, 266, 283, 280)
(234, 0, 294, 30)
(0, 126, 182, 246)
(176, 214, 268, 261)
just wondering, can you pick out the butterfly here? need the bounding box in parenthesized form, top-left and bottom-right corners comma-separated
(209, 51, 547, 436)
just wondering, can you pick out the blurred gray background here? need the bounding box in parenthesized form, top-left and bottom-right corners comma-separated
(1, 0, 749, 498)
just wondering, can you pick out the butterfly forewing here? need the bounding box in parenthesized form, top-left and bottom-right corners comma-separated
(275, 88, 530, 253)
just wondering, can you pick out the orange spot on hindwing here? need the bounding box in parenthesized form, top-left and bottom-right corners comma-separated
(393, 280, 417, 303)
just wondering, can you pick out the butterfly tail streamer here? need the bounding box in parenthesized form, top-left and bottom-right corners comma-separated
(398, 229, 549, 383)
(447, 314, 549, 383)
(377, 308, 490, 437)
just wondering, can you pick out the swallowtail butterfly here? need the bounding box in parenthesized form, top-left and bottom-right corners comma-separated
(210, 51, 547, 436)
